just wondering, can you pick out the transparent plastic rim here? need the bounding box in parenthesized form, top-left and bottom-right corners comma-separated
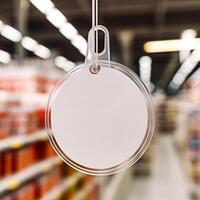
(45, 60, 155, 176)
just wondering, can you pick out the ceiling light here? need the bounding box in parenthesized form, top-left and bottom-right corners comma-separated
(59, 23, 78, 40)
(139, 56, 152, 82)
(139, 56, 152, 68)
(30, 0, 88, 53)
(180, 29, 197, 62)
(169, 49, 200, 89)
(21, 36, 38, 51)
(181, 29, 197, 39)
(0, 20, 4, 32)
(55, 56, 75, 71)
(34, 45, 51, 59)
(169, 72, 187, 90)
(46, 8, 67, 28)
(30, 0, 54, 14)
(173, 72, 186, 85)
(0, 50, 11, 64)
(144, 38, 200, 53)
(1, 25, 22, 42)
(71, 35, 87, 55)
(180, 49, 200, 75)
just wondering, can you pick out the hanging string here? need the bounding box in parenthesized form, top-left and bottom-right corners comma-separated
(92, 0, 98, 65)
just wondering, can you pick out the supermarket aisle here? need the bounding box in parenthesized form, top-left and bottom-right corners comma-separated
(127, 136, 190, 200)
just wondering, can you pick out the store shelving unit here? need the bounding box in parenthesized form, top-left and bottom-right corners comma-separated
(40, 173, 84, 200)
(0, 130, 47, 152)
(0, 157, 61, 196)
(102, 168, 132, 200)
(71, 178, 98, 200)
(0, 66, 99, 200)
(0, 91, 48, 105)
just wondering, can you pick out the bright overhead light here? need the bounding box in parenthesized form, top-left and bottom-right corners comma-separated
(1, 25, 22, 42)
(180, 29, 197, 62)
(34, 45, 51, 59)
(173, 72, 186, 85)
(30, 0, 88, 53)
(139, 56, 152, 69)
(180, 49, 200, 75)
(0, 50, 11, 64)
(55, 56, 75, 71)
(71, 35, 87, 55)
(139, 56, 152, 82)
(30, 0, 54, 14)
(22, 36, 53, 59)
(169, 49, 200, 89)
(0, 20, 4, 32)
(181, 29, 197, 39)
(59, 23, 78, 40)
(21, 36, 38, 51)
(144, 38, 200, 53)
(46, 8, 67, 28)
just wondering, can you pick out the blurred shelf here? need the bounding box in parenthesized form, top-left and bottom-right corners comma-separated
(0, 157, 61, 196)
(175, 143, 200, 198)
(40, 173, 84, 200)
(0, 130, 48, 152)
(71, 179, 98, 200)
(103, 169, 132, 200)
(0, 90, 48, 104)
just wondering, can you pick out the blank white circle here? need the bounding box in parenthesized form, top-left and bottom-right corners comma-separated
(49, 63, 149, 170)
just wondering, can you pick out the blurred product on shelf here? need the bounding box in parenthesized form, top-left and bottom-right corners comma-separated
(0, 139, 56, 178)
(185, 109, 200, 200)
(155, 95, 179, 134)
(133, 144, 155, 176)
(175, 78, 200, 200)
(0, 62, 63, 94)
(0, 61, 99, 200)
(0, 106, 45, 138)
(0, 107, 11, 139)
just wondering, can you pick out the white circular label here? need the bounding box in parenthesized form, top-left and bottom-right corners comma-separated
(51, 65, 148, 169)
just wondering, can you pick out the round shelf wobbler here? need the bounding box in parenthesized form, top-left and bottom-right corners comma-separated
(46, 0, 155, 176)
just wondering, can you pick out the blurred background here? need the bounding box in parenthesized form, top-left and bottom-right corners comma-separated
(0, 0, 199, 200)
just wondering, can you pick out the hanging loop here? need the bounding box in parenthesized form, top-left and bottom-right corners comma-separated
(85, 25, 111, 65)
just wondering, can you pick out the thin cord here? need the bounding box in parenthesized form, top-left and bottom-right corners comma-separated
(92, 0, 98, 62)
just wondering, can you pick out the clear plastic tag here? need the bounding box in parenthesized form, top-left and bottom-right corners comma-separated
(46, 26, 155, 175)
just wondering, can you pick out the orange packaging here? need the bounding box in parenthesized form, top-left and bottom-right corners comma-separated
(15, 185, 33, 200)
(83, 175, 93, 185)
(29, 144, 36, 165)
(36, 107, 45, 128)
(0, 107, 11, 139)
(46, 142, 56, 158)
(34, 141, 46, 161)
(0, 153, 2, 178)
(85, 187, 98, 200)
(27, 109, 38, 134)
(31, 181, 40, 199)
(10, 106, 38, 136)
(14, 147, 29, 172)
(10, 108, 28, 135)
(38, 174, 49, 197)
(25, 184, 36, 200)
(45, 76, 59, 93)
(1, 151, 13, 177)
(35, 75, 46, 93)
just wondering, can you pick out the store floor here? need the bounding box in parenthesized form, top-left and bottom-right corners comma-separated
(126, 135, 190, 200)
